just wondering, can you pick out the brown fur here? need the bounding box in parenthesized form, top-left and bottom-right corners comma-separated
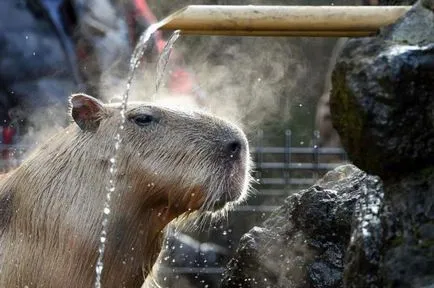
(0, 95, 250, 287)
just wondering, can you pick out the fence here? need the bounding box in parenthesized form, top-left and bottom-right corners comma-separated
(0, 130, 348, 287)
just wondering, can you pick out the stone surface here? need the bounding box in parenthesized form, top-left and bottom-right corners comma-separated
(332, 0, 434, 286)
(379, 168, 434, 287)
(221, 165, 383, 288)
(343, 174, 384, 287)
(330, 0, 434, 179)
(223, 1, 434, 287)
(344, 170, 434, 287)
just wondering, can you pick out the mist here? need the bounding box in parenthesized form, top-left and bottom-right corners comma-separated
(2, 1, 362, 287)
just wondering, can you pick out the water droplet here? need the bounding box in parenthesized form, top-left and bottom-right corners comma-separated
(96, 265, 103, 274)
(103, 208, 110, 215)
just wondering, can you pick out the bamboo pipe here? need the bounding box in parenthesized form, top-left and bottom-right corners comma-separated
(158, 5, 412, 37)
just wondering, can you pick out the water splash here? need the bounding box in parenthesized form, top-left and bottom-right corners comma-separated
(94, 22, 162, 288)
(155, 30, 181, 95)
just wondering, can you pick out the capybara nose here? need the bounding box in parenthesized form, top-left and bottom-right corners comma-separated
(225, 139, 243, 158)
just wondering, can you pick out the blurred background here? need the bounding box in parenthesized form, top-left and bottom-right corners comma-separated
(0, 0, 411, 287)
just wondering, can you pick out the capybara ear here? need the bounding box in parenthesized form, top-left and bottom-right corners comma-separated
(70, 93, 106, 132)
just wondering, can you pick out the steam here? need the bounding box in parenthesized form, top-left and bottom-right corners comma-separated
(5, 1, 357, 287)
(100, 35, 309, 137)
(12, 9, 310, 150)
(179, 36, 308, 132)
(12, 104, 68, 157)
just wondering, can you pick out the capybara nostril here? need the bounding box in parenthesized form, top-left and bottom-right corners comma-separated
(226, 139, 243, 158)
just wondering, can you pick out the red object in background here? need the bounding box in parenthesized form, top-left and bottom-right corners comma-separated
(169, 68, 195, 95)
(132, 0, 203, 102)
(2, 126, 15, 161)
(133, 0, 165, 53)
(134, 0, 157, 23)
(2, 126, 15, 145)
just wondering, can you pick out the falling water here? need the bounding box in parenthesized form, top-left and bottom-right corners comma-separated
(94, 23, 181, 288)
(155, 30, 181, 94)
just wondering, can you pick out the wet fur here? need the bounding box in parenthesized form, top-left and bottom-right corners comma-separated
(0, 96, 250, 287)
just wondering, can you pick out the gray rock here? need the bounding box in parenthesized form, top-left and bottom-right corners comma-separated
(379, 169, 434, 287)
(330, 0, 434, 179)
(221, 165, 383, 288)
(330, 0, 434, 286)
(222, 1, 434, 287)
(382, 0, 434, 45)
(343, 173, 384, 287)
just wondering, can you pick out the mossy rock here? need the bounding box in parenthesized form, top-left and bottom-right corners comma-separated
(330, 0, 434, 179)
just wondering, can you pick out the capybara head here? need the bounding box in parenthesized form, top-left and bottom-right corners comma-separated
(71, 93, 251, 214)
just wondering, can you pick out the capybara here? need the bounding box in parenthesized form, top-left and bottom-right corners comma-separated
(0, 94, 251, 287)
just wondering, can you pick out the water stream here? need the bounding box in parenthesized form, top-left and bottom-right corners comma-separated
(94, 24, 181, 288)
(155, 30, 181, 95)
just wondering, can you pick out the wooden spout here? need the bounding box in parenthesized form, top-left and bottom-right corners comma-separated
(159, 5, 411, 37)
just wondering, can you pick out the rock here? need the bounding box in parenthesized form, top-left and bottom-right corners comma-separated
(343, 174, 384, 287)
(329, 0, 434, 286)
(221, 164, 383, 288)
(379, 168, 434, 287)
(343, 168, 434, 288)
(330, 0, 434, 179)
(222, 1, 434, 287)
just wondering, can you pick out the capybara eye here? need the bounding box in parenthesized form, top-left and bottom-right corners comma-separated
(132, 114, 155, 126)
